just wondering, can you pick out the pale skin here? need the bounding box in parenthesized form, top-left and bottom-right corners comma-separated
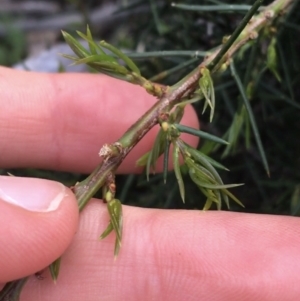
(0, 66, 300, 301)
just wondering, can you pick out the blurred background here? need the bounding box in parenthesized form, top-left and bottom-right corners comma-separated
(1, 0, 300, 216)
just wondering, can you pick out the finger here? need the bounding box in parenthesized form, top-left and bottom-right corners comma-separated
(0, 176, 78, 282)
(22, 203, 300, 301)
(0, 67, 199, 173)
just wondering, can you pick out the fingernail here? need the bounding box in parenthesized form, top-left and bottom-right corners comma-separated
(0, 176, 67, 212)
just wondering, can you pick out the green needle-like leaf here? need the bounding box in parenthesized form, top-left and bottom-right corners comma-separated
(106, 199, 123, 257)
(199, 186, 221, 210)
(222, 189, 245, 207)
(136, 152, 149, 167)
(99, 41, 141, 75)
(163, 139, 171, 184)
(176, 94, 203, 107)
(60, 54, 78, 61)
(175, 124, 229, 145)
(184, 143, 230, 207)
(62, 29, 144, 83)
(0, 278, 28, 301)
(145, 150, 153, 180)
(99, 221, 114, 240)
(87, 61, 129, 74)
(188, 164, 215, 185)
(171, 3, 265, 13)
(221, 104, 246, 158)
(125, 50, 207, 59)
(169, 105, 185, 124)
(199, 76, 212, 110)
(199, 67, 215, 121)
(145, 129, 167, 179)
(146, 135, 156, 180)
(150, 58, 198, 82)
(184, 151, 243, 209)
(230, 60, 270, 176)
(75, 25, 106, 55)
(185, 145, 228, 175)
(277, 42, 294, 101)
(260, 82, 300, 110)
(72, 54, 118, 66)
(193, 180, 242, 189)
(85, 25, 98, 55)
(173, 142, 185, 203)
(61, 30, 90, 58)
(197, 151, 229, 171)
(49, 257, 61, 283)
(290, 184, 300, 216)
(152, 130, 166, 173)
(189, 164, 222, 210)
(203, 198, 213, 210)
(267, 37, 281, 82)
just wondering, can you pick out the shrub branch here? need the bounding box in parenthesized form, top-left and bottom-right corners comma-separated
(74, 0, 293, 210)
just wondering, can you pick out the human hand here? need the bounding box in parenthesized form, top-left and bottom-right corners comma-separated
(0, 67, 299, 301)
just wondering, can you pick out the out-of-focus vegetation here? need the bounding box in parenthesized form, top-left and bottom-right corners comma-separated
(1, 0, 300, 216)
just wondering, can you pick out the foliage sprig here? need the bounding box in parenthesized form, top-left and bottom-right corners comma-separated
(0, 0, 295, 300)
(69, 0, 292, 258)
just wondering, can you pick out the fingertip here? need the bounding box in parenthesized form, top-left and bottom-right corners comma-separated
(0, 177, 79, 282)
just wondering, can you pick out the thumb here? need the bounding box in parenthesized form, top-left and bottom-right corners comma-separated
(0, 176, 79, 282)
